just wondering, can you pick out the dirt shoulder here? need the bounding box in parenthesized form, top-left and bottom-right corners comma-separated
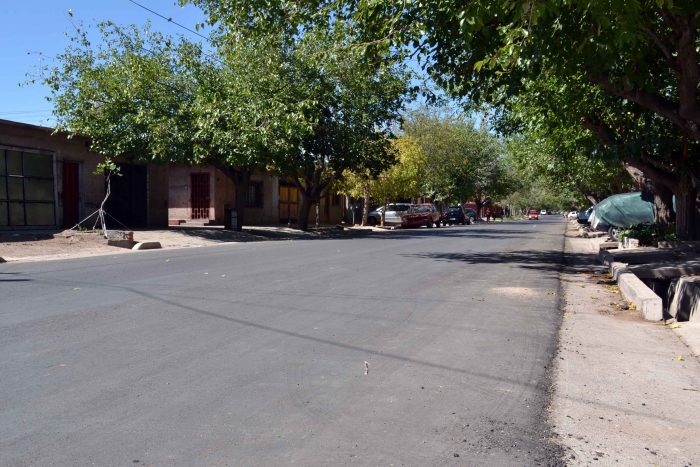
(0, 225, 390, 263)
(551, 224, 700, 464)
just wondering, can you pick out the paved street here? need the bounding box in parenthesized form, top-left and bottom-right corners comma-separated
(1, 218, 566, 466)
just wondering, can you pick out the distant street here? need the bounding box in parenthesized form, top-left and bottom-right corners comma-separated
(1, 217, 566, 466)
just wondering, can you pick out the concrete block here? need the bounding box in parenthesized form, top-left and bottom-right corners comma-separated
(598, 249, 618, 266)
(603, 247, 693, 265)
(658, 240, 700, 251)
(599, 241, 619, 251)
(105, 230, 134, 241)
(669, 276, 700, 322)
(626, 260, 700, 280)
(132, 242, 162, 250)
(107, 240, 137, 249)
(617, 272, 663, 321)
(610, 261, 630, 281)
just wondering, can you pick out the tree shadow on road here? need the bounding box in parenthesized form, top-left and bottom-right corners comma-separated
(401, 250, 595, 274)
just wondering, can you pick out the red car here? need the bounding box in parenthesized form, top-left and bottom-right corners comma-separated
(401, 204, 440, 228)
(527, 209, 539, 220)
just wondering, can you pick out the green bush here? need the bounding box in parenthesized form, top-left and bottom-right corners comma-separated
(617, 223, 677, 246)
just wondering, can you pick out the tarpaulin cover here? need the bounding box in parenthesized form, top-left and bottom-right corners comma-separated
(592, 192, 655, 228)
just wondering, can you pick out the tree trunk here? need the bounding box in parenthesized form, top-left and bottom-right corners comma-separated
(652, 184, 675, 230)
(221, 168, 250, 232)
(674, 182, 700, 241)
(361, 184, 370, 226)
(380, 199, 388, 227)
(298, 190, 313, 231)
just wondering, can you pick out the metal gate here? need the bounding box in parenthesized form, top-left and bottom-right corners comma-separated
(279, 183, 298, 224)
(190, 173, 210, 220)
(62, 161, 80, 228)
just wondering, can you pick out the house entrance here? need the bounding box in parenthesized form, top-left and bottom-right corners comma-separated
(279, 183, 298, 224)
(62, 161, 80, 228)
(105, 163, 147, 228)
(190, 173, 210, 220)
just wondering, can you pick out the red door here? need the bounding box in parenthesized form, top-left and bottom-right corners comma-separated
(190, 173, 210, 220)
(62, 161, 80, 228)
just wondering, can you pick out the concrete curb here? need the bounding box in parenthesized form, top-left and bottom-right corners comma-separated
(132, 242, 162, 250)
(673, 322, 700, 357)
(599, 249, 614, 266)
(617, 271, 663, 321)
(610, 261, 630, 280)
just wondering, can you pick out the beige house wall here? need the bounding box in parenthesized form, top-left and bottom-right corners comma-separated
(0, 119, 168, 229)
(167, 166, 280, 225)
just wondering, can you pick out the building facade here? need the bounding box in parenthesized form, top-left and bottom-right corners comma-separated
(0, 119, 345, 230)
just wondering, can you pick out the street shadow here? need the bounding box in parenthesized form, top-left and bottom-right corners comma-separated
(402, 250, 594, 274)
(0, 232, 57, 243)
(0, 272, 31, 282)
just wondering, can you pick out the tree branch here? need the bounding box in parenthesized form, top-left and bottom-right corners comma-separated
(641, 25, 677, 72)
(589, 74, 700, 140)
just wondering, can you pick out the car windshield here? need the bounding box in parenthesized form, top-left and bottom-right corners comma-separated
(529, 210, 538, 214)
(387, 204, 410, 212)
(447, 207, 461, 212)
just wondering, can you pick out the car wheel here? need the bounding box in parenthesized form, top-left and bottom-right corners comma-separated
(435, 220, 440, 227)
(368, 217, 377, 226)
(608, 226, 621, 241)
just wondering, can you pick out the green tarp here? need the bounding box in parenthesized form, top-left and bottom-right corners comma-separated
(593, 192, 655, 228)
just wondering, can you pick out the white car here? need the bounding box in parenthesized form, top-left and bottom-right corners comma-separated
(567, 211, 578, 220)
(368, 203, 412, 226)
(540, 209, 547, 215)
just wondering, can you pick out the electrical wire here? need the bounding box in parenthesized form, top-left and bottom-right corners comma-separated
(125, 0, 209, 41)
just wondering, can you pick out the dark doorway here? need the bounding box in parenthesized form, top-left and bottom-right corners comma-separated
(105, 163, 147, 228)
(62, 161, 80, 228)
(190, 173, 210, 220)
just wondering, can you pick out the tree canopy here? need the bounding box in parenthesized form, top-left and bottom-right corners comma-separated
(43, 17, 410, 231)
(182, 0, 700, 237)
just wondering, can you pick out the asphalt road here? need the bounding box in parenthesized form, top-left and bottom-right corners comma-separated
(1, 217, 567, 466)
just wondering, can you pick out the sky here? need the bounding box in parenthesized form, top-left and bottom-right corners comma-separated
(0, 0, 209, 126)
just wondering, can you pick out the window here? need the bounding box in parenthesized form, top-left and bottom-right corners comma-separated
(0, 148, 55, 226)
(246, 181, 264, 208)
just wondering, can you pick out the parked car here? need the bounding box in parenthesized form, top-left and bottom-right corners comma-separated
(367, 203, 412, 226)
(463, 208, 478, 223)
(401, 204, 440, 228)
(590, 192, 655, 236)
(441, 206, 470, 226)
(527, 209, 539, 220)
(540, 209, 547, 215)
(577, 207, 593, 225)
(566, 210, 578, 220)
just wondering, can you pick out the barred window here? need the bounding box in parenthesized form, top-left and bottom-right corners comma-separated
(246, 181, 264, 208)
(0, 148, 55, 226)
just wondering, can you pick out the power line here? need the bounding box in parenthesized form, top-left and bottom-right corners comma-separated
(0, 110, 54, 115)
(126, 0, 209, 41)
(124, 0, 225, 66)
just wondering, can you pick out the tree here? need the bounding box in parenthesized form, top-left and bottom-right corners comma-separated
(182, 0, 700, 238)
(340, 135, 426, 226)
(258, 27, 411, 230)
(43, 22, 302, 231)
(402, 110, 507, 208)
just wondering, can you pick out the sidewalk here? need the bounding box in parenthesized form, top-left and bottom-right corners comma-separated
(551, 225, 700, 464)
